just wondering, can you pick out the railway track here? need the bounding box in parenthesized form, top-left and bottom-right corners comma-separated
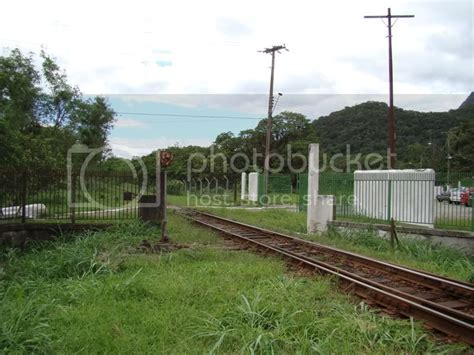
(180, 209, 474, 345)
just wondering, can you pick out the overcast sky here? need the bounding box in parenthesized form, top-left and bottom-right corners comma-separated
(1, 0, 472, 157)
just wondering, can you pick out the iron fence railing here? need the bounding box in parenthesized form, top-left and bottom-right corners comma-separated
(3, 169, 472, 231)
(0, 170, 247, 221)
(0, 170, 156, 223)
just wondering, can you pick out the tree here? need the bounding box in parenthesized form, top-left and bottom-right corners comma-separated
(75, 97, 115, 155)
(449, 119, 474, 172)
(0, 48, 116, 171)
(40, 50, 80, 128)
(0, 49, 41, 130)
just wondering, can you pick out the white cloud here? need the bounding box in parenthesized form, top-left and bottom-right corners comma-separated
(1, 0, 471, 160)
(1, 0, 471, 97)
(110, 137, 213, 158)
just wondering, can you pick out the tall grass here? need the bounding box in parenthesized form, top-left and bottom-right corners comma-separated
(0, 213, 470, 353)
(193, 278, 463, 354)
(0, 221, 155, 352)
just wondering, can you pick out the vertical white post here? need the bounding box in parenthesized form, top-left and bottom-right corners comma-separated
(248, 172, 259, 202)
(307, 144, 319, 233)
(241, 172, 247, 200)
(307, 144, 334, 233)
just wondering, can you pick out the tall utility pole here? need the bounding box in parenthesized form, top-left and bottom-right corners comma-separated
(365, 8, 414, 169)
(260, 44, 288, 194)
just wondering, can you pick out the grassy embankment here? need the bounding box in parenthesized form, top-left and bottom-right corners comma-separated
(1, 211, 470, 353)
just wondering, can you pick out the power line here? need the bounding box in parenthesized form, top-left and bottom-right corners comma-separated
(116, 111, 262, 120)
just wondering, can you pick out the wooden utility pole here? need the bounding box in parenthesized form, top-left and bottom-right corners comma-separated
(365, 8, 414, 169)
(260, 45, 288, 194)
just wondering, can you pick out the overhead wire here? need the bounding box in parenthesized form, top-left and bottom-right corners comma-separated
(116, 111, 262, 120)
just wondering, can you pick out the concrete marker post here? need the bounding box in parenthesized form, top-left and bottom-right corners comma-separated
(307, 144, 320, 233)
(307, 144, 335, 233)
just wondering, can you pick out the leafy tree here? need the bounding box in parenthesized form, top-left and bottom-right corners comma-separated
(449, 119, 474, 172)
(0, 48, 116, 171)
(40, 50, 80, 128)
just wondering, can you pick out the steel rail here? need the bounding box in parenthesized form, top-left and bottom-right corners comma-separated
(181, 209, 474, 345)
(192, 211, 473, 295)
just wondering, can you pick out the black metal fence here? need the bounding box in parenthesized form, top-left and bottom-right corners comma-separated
(0, 170, 245, 222)
(0, 170, 155, 223)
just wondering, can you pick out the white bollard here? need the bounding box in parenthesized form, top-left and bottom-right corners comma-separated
(307, 144, 335, 233)
(241, 172, 247, 200)
(248, 172, 259, 202)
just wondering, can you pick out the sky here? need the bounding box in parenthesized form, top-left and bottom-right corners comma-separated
(1, 0, 472, 157)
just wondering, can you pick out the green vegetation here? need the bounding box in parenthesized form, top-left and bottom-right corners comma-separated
(0, 49, 115, 172)
(199, 208, 474, 282)
(131, 101, 474, 182)
(313, 101, 474, 172)
(435, 218, 473, 232)
(1, 213, 469, 353)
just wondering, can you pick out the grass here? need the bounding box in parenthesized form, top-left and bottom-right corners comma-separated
(1, 212, 469, 353)
(198, 208, 474, 282)
(435, 218, 473, 232)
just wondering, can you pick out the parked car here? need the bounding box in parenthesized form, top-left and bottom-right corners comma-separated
(460, 188, 474, 207)
(436, 191, 451, 202)
(448, 188, 461, 204)
(449, 188, 467, 204)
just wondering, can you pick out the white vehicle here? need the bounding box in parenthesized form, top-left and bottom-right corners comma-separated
(449, 188, 465, 204)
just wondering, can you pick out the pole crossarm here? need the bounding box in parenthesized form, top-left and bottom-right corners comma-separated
(259, 45, 288, 54)
(364, 15, 414, 18)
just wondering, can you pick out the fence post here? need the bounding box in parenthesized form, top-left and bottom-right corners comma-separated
(257, 173, 265, 206)
(387, 179, 392, 222)
(233, 181, 238, 205)
(21, 171, 27, 223)
(471, 196, 474, 232)
(70, 172, 76, 224)
(224, 176, 229, 192)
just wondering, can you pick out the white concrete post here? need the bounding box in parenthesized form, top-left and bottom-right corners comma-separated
(307, 144, 319, 233)
(307, 144, 335, 233)
(241, 172, 247, 200)
(248, 172, 259, 202)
